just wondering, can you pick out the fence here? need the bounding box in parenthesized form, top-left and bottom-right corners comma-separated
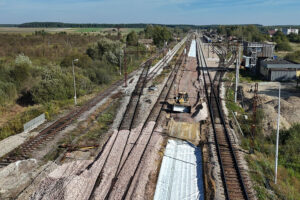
(23, 113, 46, 133)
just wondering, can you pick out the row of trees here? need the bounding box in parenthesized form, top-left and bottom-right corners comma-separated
(217, 25, 268, 42)
(288, 33, 300, 43)
(18, 22, 200, 30)
(216, 25, 300, 52)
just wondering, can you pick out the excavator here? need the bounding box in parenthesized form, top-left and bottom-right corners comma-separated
(169, 92, 191, 113)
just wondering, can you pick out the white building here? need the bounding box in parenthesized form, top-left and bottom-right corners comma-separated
(282, 28, 299, 35)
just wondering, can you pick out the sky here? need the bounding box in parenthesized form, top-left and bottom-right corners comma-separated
(0, 0, 300, 25)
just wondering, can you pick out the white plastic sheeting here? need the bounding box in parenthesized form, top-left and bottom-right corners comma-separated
(154, 139, 204, 200)
(188, 40, 196, 57)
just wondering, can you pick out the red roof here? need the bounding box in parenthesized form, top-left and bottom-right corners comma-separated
(268, 30, 276, 35)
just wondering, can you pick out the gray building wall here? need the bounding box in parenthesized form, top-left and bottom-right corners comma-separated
(260, 61, 268, 78)
(270, 70, 297, 81)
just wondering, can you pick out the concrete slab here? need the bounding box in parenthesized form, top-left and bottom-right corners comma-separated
(167, 119, 200, 144)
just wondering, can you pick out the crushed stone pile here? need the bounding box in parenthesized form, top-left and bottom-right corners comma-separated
(0, 159, 40, 199)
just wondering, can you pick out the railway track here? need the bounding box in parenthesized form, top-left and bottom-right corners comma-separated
(197, 35, 252, 200)
(84, 37, 188, 200)
(0, 50, 164, 168)
(104, 40, 190, 200)
(147, 38, 186, 81)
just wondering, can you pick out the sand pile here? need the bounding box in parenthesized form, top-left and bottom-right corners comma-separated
(241, 84, 300, 135)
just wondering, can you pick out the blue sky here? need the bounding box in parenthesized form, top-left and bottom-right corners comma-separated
(0, 0, 300, 25)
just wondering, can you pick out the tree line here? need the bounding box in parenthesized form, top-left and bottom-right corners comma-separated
(18, 22, 200, 30)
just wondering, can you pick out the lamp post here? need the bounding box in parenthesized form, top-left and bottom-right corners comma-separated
(72, 59, 79, 105)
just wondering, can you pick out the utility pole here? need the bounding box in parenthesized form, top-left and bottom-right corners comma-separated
(119, 47, 122, 75)
(275, 84, 281, 184)
(72, 59, 79, 105)
(235, 44, 240, 103)
(124, 49, 127, 87)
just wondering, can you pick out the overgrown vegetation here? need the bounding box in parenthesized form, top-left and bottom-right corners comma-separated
(77, 99, 119, 146)
(224, 72, 300, 199)
(241, 123, 300, 200)
(288, 33, 300, 43)
(285, 50, 300, 63)
(0, 31, 147, 140)
(0, 25, 183, 140)
(272, 31, 292, 51)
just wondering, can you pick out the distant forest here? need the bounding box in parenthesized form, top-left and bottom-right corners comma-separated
(0, 22, 268, 29)
(0, 22, 299, 30)
(16, 22, 200, 29)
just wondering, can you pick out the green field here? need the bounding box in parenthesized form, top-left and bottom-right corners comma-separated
(0, 27, 144, 34)
(75, 28, 104, 33)
(75, 27, 144, 34)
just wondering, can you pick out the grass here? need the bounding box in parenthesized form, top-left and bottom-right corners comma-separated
(0, 27, 144, 35)
(75, 27, 144, 34)
(76, 99, 119, 146)
(224, 70, 300, 200)
(124, 28, 144, 33)
(42, 98, 119, 162)
(275, 42, 300, 59)
(0, 27, 74, 35)
(243, 143, 300, 200)
(290, 42, 300, 51)
(75, 28, 104, 33)
(239, 69, 263, 83)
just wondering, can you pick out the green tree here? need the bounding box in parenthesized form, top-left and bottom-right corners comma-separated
(152, 26, 172, 47)
(126, 31, 138, 46)
(276, 42, 292, 51)
(144, 25, 154, 38)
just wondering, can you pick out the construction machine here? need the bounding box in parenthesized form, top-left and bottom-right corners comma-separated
(169, 92, 191, 113)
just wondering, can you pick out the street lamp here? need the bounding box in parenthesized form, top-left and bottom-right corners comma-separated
(72, 59, 79, 105)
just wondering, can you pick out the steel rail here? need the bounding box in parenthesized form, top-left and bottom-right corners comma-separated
(197, 36, 249, 200)
(87, 37, 188, 200)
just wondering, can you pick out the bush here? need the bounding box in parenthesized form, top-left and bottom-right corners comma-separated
(126, 31, 138, 46)
(31, 66, 74, 103)
(0, 81, 17, 105)
(11, 55, 31, 87)
(60, 54, 92, 68)
(276, 42, 292, 51)
(285, 51, 300, 63)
